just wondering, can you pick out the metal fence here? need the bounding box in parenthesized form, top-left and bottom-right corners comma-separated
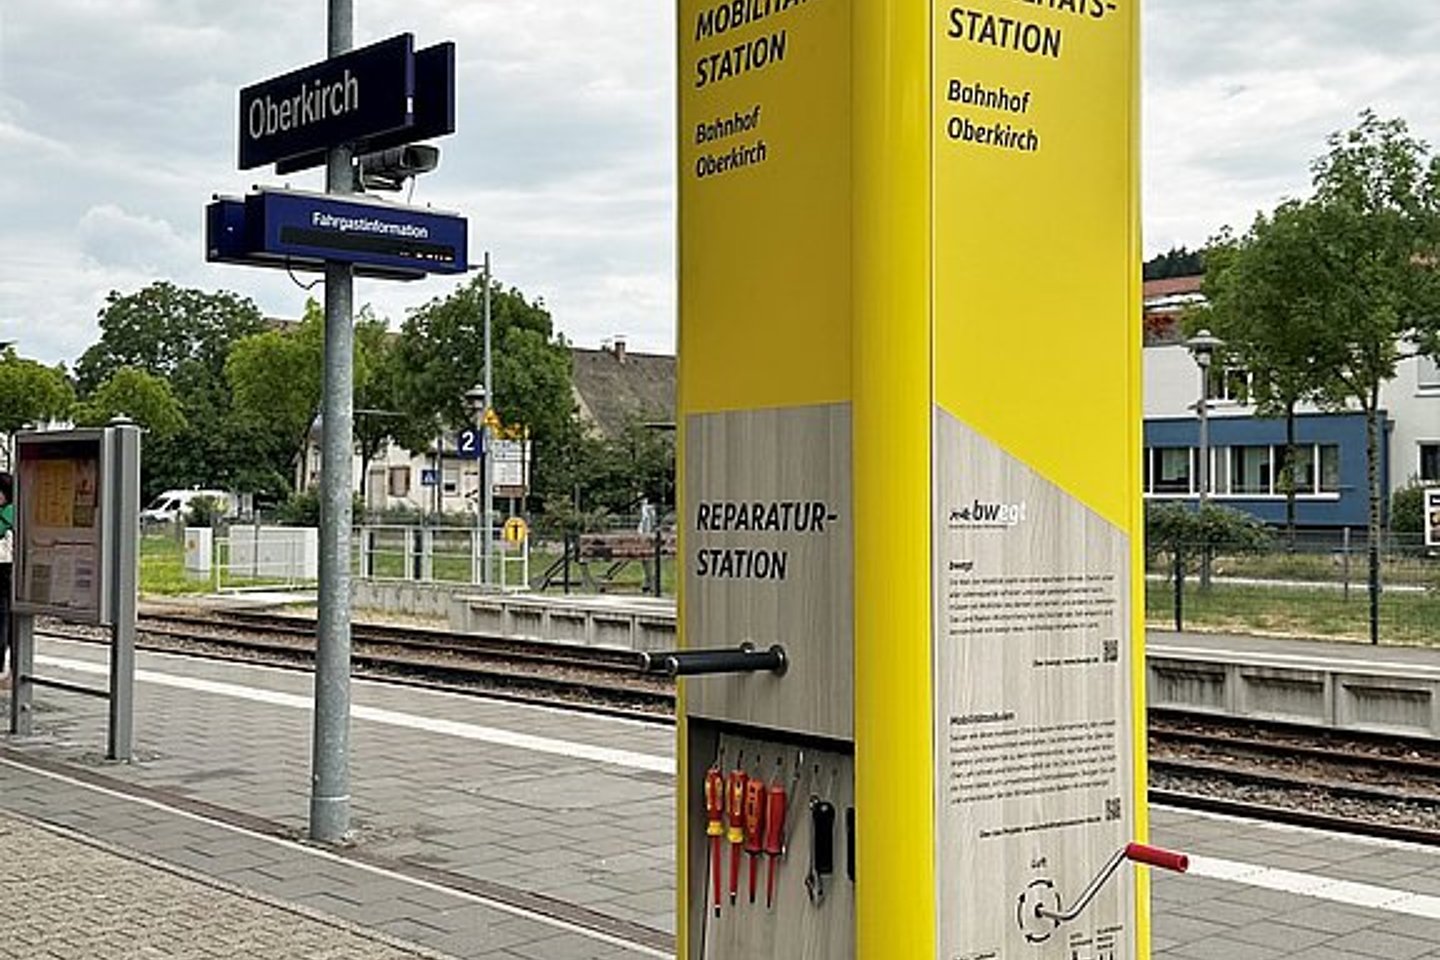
(1146, 531, 1440, 644)
(356, 525, 530, 591)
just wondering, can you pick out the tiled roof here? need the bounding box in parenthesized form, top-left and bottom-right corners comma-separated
(1143, 275, 1204, 300)
(570, 345, 675, 437)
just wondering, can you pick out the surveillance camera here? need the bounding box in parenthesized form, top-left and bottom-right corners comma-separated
(357, 145, 441, 192)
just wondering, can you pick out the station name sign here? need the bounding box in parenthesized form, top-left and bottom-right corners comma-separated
(207, 189, 468, 280)
(239, 33, 415, 170)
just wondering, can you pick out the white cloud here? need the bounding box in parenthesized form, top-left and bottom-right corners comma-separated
(4, 1, 1440, 365)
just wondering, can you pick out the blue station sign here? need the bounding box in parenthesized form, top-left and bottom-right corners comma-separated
(276, 41, 456, 176)
(206, 189, 469, 279)
(239, 33, 415, 170)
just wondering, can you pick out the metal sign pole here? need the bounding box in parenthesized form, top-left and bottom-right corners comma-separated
(311, 0, 356, 844)
(107, 423, 141, 761)
(482, 251, 494, 586)
(8, 613, 33, 736)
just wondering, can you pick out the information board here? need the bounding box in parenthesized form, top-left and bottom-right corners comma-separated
(1426, 488, 1440, 548)
(14, 433, 108, 624)
(931, 0, 1141, 956)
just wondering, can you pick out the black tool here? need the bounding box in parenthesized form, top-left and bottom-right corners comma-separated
(845, 806, 855, 882)
(806, 797, 836, 905)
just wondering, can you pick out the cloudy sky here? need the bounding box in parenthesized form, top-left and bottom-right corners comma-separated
(2, 1, 1439, 366)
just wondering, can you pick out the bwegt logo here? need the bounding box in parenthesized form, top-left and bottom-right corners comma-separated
(949, 498, 1027, 528)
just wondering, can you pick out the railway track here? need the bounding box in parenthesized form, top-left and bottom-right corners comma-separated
(1150, 714, 1440, 845)
(33, 612, 1440, 843)
(39, 610, 675, 720)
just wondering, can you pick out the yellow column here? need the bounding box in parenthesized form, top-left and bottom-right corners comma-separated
(852, 2, 935, 958)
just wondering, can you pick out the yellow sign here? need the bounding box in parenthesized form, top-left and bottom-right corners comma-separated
(501, 517, 527, 545)
(482, 407, 502, 432)
(678, 0, 853, 413)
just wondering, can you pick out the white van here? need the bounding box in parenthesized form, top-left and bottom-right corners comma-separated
(141, 489, 238, 526)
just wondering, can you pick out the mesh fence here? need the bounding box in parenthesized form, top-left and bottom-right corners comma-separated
(1146, 531, 1439, 644)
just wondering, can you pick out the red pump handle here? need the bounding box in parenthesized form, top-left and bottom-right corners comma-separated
(1125, 843, 1189, 873)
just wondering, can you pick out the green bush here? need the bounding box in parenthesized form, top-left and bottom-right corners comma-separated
(1146, 501, 1271, 577)
(1390, 482, 1427, 536)
(185, 495, 223, 528)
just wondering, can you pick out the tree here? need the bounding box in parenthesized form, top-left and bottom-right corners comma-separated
(226, 301, 326, 475)
(73, 366, 187, 441)
(0, 348, 74, 436)
(1304, 112, 1440, 643)
(1208, 113, 1440, 642)
(76, 282, 271, 499)
(75, 282, 265, 392)
(1201, 202, 1344, 548)
(1144, 246, 1204, 281)
(584, 416, 676, 517)
(395, 276, 576, 505)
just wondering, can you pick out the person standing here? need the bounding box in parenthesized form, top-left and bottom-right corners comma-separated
(0, 472, 12, 684)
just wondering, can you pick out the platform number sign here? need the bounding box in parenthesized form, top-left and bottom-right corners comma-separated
(457, 428, 486, 460)
(1426, 488, 1440, 548)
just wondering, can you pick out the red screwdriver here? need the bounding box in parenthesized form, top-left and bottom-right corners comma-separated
(743, 774, 767, 904)
(762, 757, 789, 908)
(704, 758, 725, 917)
(726, 758, 748, 905)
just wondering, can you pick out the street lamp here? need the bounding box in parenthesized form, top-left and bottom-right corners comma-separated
(1185, 329, 1224, 506)
(464, 384, 493, 587)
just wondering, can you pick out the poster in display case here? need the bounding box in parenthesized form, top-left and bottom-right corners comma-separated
(14, 431, 111, 625)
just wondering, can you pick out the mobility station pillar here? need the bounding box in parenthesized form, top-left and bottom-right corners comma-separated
(677, 2, 1175, 958)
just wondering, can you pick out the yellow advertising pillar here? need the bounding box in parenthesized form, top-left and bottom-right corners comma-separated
(677, 1, 1150, 957)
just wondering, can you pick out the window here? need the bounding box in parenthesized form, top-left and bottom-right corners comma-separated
(1418, 355, 1440, 391)
(1152, 448, 1192, 494)
(1273, 444, 1316, 495)
(388, 466, 411, 498)
(1319, 445, 1340, 493)
(1422, 443, 1440, 483)
(1208, 366, 1252, 404)
(1227, 445, 1271, 495)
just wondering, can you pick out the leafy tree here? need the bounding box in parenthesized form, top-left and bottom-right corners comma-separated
(583, 416, 676, 517)
(1198, 112, 1440, 643)
(1200, 202, 1344, 547)
(1304, 112, 1440, 642)
(75, 282, 265, 392)
(76, 282, 271, 499)
(1144, 246, 1205, 281)
(227, 301, 415, 508)
(395, 276, 575, 505)
(0, 348, 74, 435)
(226, 301, 326, 474)
(73, 366, 187, 441)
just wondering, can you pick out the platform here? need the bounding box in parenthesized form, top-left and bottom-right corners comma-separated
(4, 631, 1440, 958)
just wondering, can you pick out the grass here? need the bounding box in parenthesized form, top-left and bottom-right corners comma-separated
(1145, 579, 1440, 646)
(1148, 549, 1439, 589)
(140, 533, 215, 596)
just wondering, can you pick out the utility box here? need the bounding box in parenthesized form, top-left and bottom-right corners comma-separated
(677, 2, 1152, 959)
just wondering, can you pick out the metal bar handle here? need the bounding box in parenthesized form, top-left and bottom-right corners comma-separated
(1125, 842, 1189, 874)
(1035, 843, 1189, 924)
(639, 643, 788, 677)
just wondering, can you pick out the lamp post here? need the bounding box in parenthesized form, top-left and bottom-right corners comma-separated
(1185, 329, 1223, 506)
(1186, 328, 1223, 590)
(464, 384, 491, 586)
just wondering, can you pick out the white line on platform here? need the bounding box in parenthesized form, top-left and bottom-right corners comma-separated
(1187, 854, 1440, 919)
(0, 756, 670, 958)
(34, 653, 673, 775)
